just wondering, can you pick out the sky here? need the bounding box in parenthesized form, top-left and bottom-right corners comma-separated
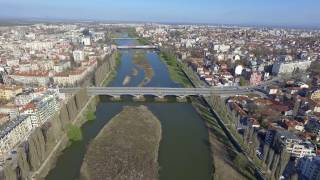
(0, 0, 319, 27)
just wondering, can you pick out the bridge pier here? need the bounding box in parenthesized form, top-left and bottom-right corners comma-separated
(111, 95, 121, 101)
(155, 96, 167, 102)
(133, 95, 146, 102)
(177, 96, 188, 102)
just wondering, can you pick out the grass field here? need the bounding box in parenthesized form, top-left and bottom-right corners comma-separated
(159, 51, 192, 87)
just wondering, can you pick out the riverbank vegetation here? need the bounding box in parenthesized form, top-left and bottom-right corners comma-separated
(80, 106, 161, 180)
(115, 51, 122, 65)
(207, 95, 263, 177)
(138, 37, 150, 45)
(159, 51, 192, 87)
(191, 98, 256, 180)
(86, 111, 96, 121)
(133, 51, 154, 86)
(66, 124, 83, 142)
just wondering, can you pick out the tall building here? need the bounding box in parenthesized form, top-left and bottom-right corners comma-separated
(276, 131, 316, 158)
(0, 115, 33, 156)
(298, 156, 320, 180)
(20, 91, 59, 127)
(272, 60, 312, 75)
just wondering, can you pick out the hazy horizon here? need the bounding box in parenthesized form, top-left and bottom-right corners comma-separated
(0, 0, 320, 28)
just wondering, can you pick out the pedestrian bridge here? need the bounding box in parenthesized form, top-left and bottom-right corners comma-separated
(117, 45, 158, 49)
(59, 87, 251, 98)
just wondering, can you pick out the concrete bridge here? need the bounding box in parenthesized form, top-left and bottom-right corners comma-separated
(117, 45, 158, 50)
(60, 87, 254, 98)
(112, 37, 139, 40)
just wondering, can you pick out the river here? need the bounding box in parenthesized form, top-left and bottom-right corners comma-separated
(46, 38, 212, 180)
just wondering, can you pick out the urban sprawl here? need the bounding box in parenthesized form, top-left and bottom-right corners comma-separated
(0, 23, 320, 179)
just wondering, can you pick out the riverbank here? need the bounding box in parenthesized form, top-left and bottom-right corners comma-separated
(30, 51, 120, 179)
(159, 51, 192, 87)
(157, 46, 258, 179)
(192, 98, 255, 180)
(80, 106, 161, 180)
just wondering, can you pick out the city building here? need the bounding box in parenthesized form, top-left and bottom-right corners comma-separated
(276, 131, 316, 158)
(298, 156, 320, 180)
(235, 65, 244, 76)
(10, 71, 50, 86)
(250, 71, 262, 85)
(20, 91, 59, 127)
(0, 85, 22, 100)
(0, 104, 19, 120)
(0, 115, 33, 156)
(82, 36, 91, 46)
(73, 50, 85, 62)
(272, 60, 312, 75)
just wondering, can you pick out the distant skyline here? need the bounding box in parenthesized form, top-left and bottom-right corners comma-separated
(0, 0, 320, 27)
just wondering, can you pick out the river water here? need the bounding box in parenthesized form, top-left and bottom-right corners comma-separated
(46, 38, 212, 180)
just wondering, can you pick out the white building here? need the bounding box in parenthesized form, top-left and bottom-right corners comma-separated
(20, 91, 60, 127)
(54, 62, 96, 86)
(277, 131, 316, 158)
(272, 60, 312, 75)
(285, 142, 316, 158)
(235, 65, 244, 76)
(10, 72, 50, 86)
(82, 37, 91, 46)
(0, 104, 19, 120)
(25, 41, 54, 51)
(53, 61, 71, 73)
(15, 90, 45, 107)
(214, 44, 231, 52)
(73, 50, 85, 62)
(0, 115, 33, 156)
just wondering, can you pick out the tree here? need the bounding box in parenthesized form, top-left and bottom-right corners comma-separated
(233, 153, 249, 168)
(67, 124, 83, 142)
(239, 76, 249, 86)
(309, 60, 320, 75)
(247, 103, 259, 115)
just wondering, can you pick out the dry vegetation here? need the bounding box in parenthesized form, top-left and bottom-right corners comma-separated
(80, 106, 161, 180)
(133, 51, 154, 86)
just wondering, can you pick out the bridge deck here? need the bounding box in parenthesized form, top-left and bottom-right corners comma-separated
(112, 38, 139, 40)
(60, 87, 251, 97)
(117, 45, 158, 49)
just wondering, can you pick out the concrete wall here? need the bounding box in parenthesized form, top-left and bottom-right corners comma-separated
(94, 53, 116, 86)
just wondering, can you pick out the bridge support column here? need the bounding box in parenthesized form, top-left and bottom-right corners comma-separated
(177, 96, 187, 102)
(111, 95, 121, 101)
(133, 95, 145, 102)
(155, 96, 166, 102)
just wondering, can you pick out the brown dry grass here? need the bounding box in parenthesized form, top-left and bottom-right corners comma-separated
(80, 106, 161, 180)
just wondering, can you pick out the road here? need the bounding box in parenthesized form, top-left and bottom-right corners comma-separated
(59, 86, 259, 97)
